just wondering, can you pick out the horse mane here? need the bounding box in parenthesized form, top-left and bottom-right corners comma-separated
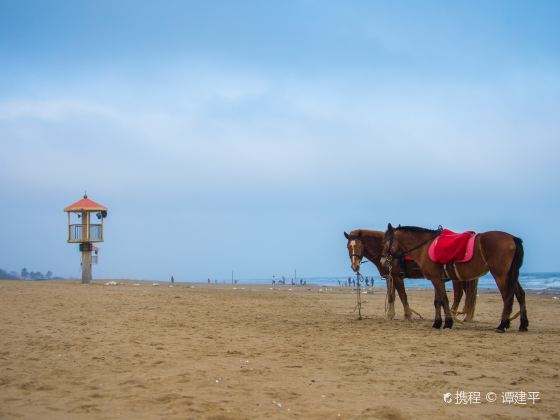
(395, 225, 440, 234)
(348, 229, 384, 239)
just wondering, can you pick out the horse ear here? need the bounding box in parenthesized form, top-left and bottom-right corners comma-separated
(387, 223, 393, 232)
(344, 232, 349, 239)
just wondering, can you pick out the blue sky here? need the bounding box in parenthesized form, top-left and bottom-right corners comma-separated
(1, 1, 559, 280)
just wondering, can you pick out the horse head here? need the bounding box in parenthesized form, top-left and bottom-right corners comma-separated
(344, 231, 365, 273)
(380, 223, 399, 268)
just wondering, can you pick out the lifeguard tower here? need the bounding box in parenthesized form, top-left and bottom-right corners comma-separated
(64, 194, 108, 283)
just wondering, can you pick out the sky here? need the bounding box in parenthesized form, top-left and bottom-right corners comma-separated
(1, 0, 559, 281)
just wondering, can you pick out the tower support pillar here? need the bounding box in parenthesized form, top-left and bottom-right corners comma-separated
(80, 243, 93, 284)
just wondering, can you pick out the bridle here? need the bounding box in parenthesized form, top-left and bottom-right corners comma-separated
(384, 226, 443, 269)
(347, 238, 370, 268)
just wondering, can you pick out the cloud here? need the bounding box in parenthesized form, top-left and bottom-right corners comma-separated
(0, 99, 119, 121)
(1, 66, 558, 203)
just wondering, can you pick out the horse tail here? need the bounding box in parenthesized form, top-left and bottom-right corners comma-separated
(509, 237, 524, 283)
(463, 278, 478, 321)
(506, 236, 524, 310)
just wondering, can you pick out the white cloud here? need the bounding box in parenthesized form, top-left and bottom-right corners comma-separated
(1, 65, 558, 201)
(0, 99, 119, 121)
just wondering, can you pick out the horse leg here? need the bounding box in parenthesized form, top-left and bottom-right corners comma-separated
(431, 279, 444, 329)
(493, 270, 514, 332)
(485, 234, 524, 333)
(441, 287, 454, 329)
(386, 276, 396, 320)
(450, 279, 463, 319)
(515, 281, 529, 332)
(394, 276, 412, 320)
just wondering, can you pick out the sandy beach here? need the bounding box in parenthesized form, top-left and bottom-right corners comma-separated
(0, 280, 558, 419)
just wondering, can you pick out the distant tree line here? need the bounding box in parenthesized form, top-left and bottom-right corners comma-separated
(0, 267, 63, 280)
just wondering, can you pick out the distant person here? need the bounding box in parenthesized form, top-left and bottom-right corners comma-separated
(208, 278, 211, 284)
(347, 277, 351, 286)
(171, 275, 174, 284)
(365, 277, 369, 287)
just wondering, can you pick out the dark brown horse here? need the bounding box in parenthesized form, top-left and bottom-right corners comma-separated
(381, 224, 527, 332)
(345, 230, 478, 321)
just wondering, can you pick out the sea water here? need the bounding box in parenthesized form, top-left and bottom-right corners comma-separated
(230, 272, 560, 292)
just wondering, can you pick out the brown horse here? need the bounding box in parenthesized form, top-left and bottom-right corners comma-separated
(381, 224, 527, 332)
(345, 230, 478, 321)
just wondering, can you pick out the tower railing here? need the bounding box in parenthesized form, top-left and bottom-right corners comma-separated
(68, 224, 104, 243)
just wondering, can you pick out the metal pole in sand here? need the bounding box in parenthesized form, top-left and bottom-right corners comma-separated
(356, 272, 363, 320)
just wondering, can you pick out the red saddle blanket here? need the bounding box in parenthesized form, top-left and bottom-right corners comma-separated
(428, 229, 477, 264)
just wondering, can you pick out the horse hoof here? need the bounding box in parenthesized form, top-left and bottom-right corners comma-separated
(519, 326, 528, 332)
(444, 319, 453, 329)
(496, 320, 510, 332)
(432, 320, 442, 329)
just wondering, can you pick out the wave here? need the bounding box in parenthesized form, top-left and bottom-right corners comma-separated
(226, 272, 560, 291)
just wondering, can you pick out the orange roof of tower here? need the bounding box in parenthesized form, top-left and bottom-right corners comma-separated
(64, 195, 108, 212)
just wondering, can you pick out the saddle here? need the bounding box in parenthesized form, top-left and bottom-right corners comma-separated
(428, 228, 477, 264)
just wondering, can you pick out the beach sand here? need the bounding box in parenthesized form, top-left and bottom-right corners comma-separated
(0, 280, 559, 419)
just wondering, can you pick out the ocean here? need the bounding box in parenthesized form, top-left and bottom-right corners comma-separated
(220, 272, 560, 292)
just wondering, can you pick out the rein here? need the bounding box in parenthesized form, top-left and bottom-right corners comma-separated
(386, 226, 443, 263)
(348, 245, 373, 265)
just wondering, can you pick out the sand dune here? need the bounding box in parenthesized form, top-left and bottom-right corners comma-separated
(0, 280, 558, 419)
